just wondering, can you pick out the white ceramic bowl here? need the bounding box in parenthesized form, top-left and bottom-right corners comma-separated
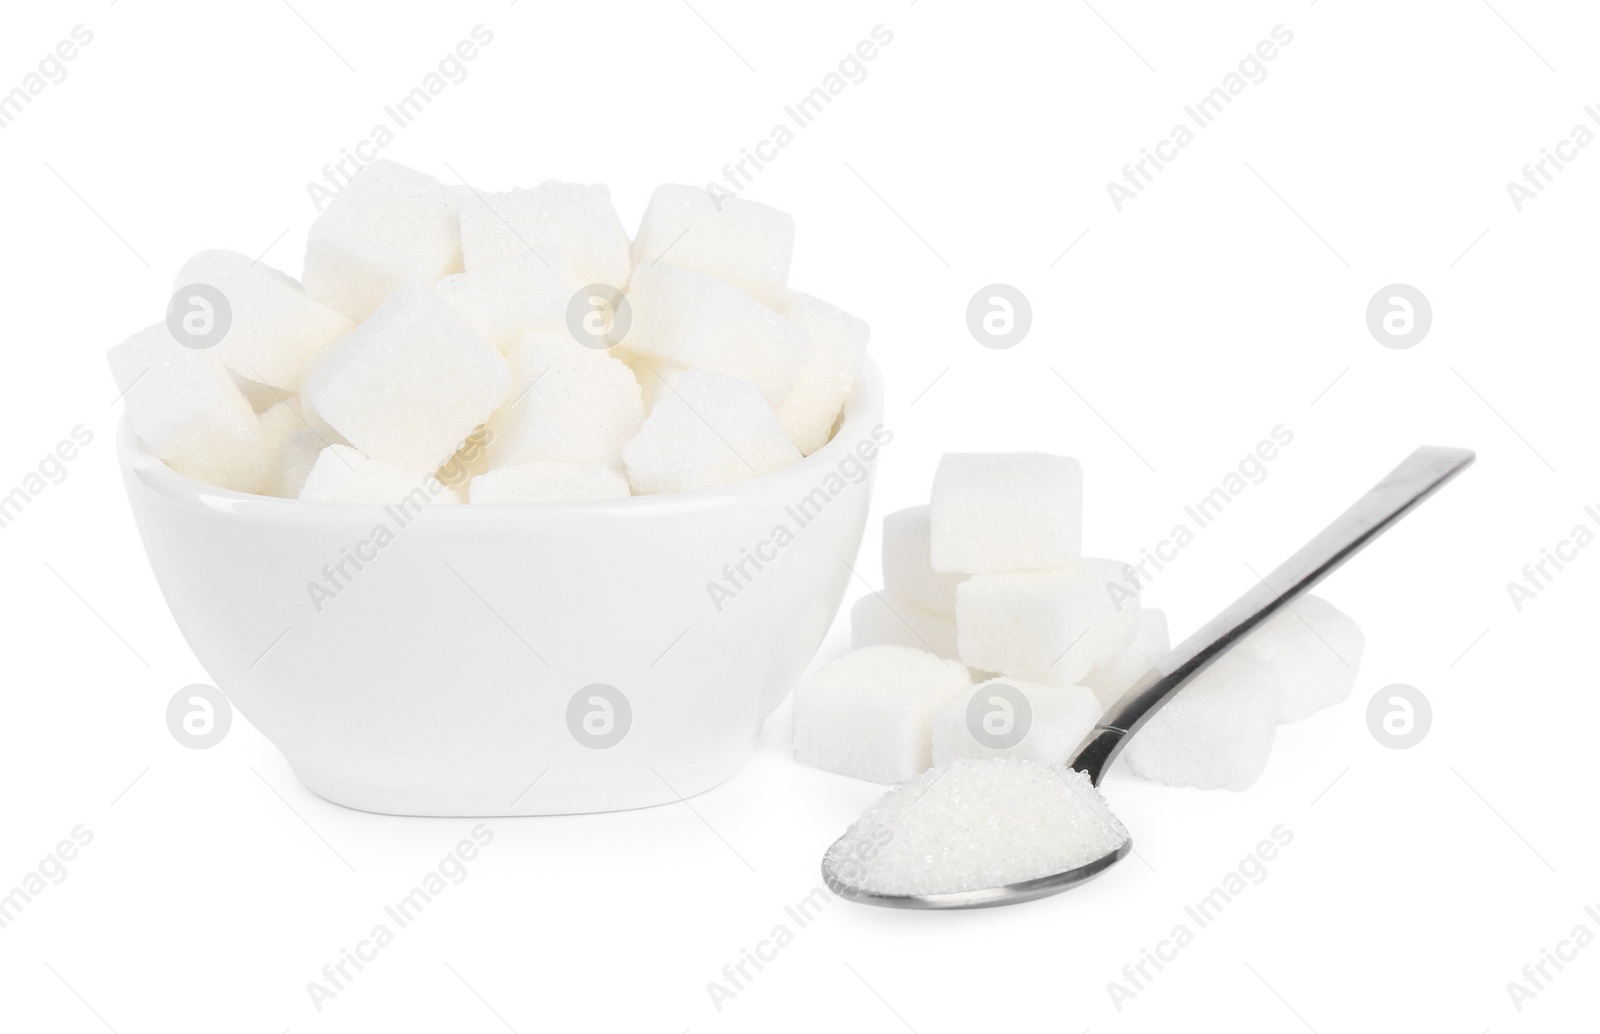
(118, 363, 885, 815)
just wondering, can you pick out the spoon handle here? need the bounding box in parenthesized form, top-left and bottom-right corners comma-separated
(1070, 445, 1475, 785)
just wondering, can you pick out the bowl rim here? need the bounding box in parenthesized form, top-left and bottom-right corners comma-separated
(117, 358, 886, 516)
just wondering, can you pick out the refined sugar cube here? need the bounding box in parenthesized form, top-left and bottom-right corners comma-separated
(775, 291, 869, 455)
(792, 645, 972, 783)
(469, 461, 630, 504)
(231, 372, 282, 413)
(173, 250, 354, 391)
(1122, 675, 1278, 791)
(881, 505, 964, 617)
(618, 263, 809, 406)
(615, 350, 686, 417)
(458, 180, 631, 288)
(115, 166, 873, 503)
(1083, 609, 1170, 710)
(108, 324, 275, 492)
(436, 427, 493, 498)
(629, 184, 794, 305)
(955, 559, 1139, 686)
(305, 281, 509, 470)
(1120, 595, 1361, 790)
(258, 391, 342, 444)
(930, 453, 1083, 573)
(824, 758, 1128, 897)
(298, 444, 459, 506)
(485, 331, 643, 468)
(620, 369, 801, 494)
(1196, 594, 1363, 723)
(1250, 595, 1363, 723)
(259, 398, 345, 499)
(303, 159, 461, 320)
(850, 592, 958, 660)
(435, 245, 580, 352)
(931, 678, 1103, 767)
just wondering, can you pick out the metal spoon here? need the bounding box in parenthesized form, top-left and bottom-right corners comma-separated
(823, 445, 1475, 909)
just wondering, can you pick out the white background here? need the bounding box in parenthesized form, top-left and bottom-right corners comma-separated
(1, 1, 1596, 1030)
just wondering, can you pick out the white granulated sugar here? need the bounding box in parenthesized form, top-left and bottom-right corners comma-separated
(469, 461, 630, 504)
(108, 324, 275, 493)
(457, 181, 631, 287)
(826, 758, 1128, 897)
(620, 369, 800, 494)
(929, 452, 1084, 574)
(305, 280, 509, 471)
(930, 678, 1103, 767)
(1083, 608, 1170, 710)
(880, 505, 964, 617)
(173, 250, 354, 390)
(775, 290, 869, 456)
(955, 559, 1139, 685)
(792, 645, 972, 783)
(302, 159, 461, 320)
(298, 444, 459, 506)
(629, 183, 794, 305)
(618, 263, 809, 406)
(434, 245, 580, 352)
(850, 592, 958, 660)
(486, 331, 643, 469)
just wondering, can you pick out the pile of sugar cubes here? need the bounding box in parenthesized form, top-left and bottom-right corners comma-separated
(795, 452, 1365, 792)
(108, 160, 869, 504)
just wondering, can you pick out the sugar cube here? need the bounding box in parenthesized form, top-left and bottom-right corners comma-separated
(929, 453, 1083, 573)
(302, 160, 461, 320)
(615, 350, 686, 417)
(172, 250, 354, 391)
(108, 324, 275, 492)
(259, 397, 345, 499)
(434, 245, 580, 353)
(629, 184, 794, 305)
(881, 505, 964, 617)
(617, 263, 809, 406)
(620, 369, 801, 494)
(469, 461, 630, 504)
(931, 678, 1103, 767)
(485, 331, 643, 468)
(850, 592, 958, 660)
(1083, 609, 1170, 710)
(1122, 676, 1278, 791)
(305, 280, 509, 470)
(792, 645, 972, 783)
(436, 427, 493, 498)
(775, 291, 869, 455)
(1206, 594, 1363, 723)
(824, 759, 1128, 897)
(232, 372, 282, 413)
(298, 444, 459, 506)
(457, 180, 631, 288)
(955, 559, 1139, 685)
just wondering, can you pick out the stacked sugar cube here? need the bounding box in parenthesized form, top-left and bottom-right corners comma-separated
(794, 452, 1364, 791)
(108, 163, 871, 504)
